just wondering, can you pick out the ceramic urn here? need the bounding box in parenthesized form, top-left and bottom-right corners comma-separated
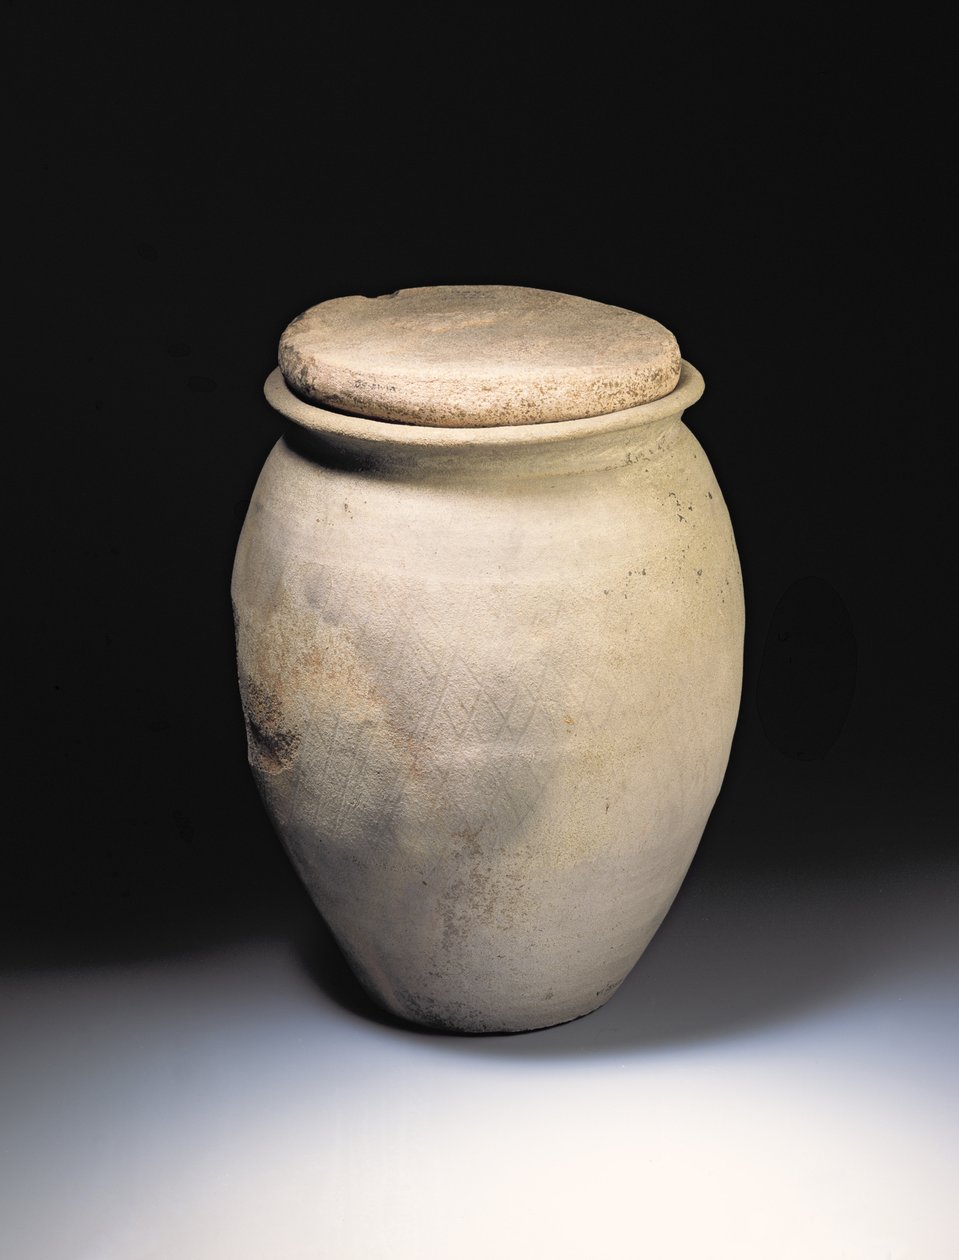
(231, 285, 744, 1033)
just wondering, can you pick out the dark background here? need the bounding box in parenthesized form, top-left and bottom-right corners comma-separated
(6, 9, 953, 973)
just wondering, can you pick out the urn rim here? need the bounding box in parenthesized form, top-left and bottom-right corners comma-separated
(264, 360, 704, 454)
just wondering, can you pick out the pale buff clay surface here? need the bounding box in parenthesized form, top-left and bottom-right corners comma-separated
(232, 361, 744, 1033)
(278, 285, 682, 427)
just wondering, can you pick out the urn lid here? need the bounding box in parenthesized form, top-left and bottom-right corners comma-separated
(277, 285, 681, 427)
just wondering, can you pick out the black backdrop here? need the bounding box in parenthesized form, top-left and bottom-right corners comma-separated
(6, 9, 953, 968)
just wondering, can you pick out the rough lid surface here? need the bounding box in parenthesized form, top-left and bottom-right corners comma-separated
(278, 285, 681, 427)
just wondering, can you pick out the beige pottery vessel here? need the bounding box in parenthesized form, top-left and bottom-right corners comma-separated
(232, 289, 744, 1033)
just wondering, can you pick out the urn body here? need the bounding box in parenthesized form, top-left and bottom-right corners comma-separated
(232, 363, 743, 1032)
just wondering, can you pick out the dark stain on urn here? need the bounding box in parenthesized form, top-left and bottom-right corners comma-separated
(241, 676, 301, 773)
(393, 985, 493, 1035)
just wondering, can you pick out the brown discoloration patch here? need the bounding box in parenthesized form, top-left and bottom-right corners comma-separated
(452, 824, 484, 852)
(238, 570, 445, 822)
(241, 676, 301, 773)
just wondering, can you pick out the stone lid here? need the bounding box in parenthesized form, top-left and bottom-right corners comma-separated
(277, 285, 681, 427)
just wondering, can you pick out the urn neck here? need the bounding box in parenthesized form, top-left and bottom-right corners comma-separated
(264, 361, 705, 481)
